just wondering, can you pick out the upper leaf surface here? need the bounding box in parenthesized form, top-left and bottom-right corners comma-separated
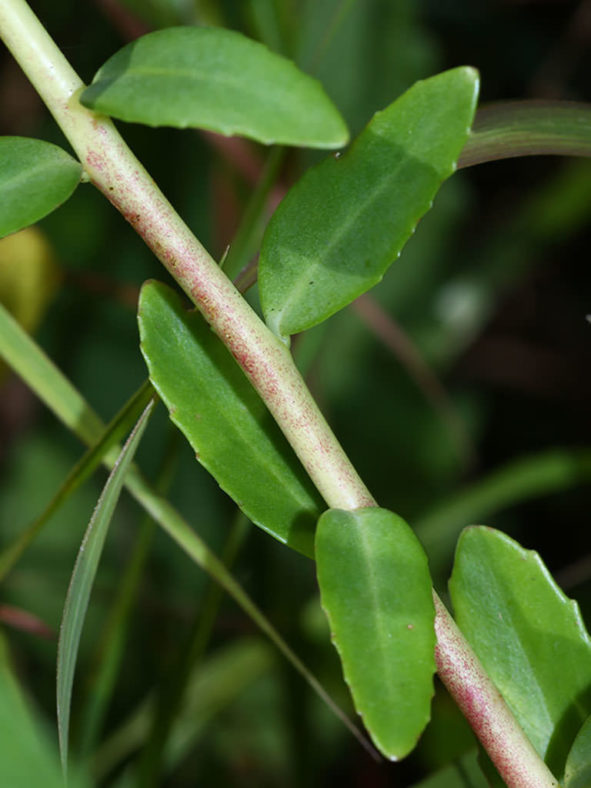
(315, 507, 436, 759)
(449, 526, 591, 778)
(0, 137, 81, 239)
(138, 281, 322, 556)
(80, 27, 348, 148)
(259, 67, 479, 339)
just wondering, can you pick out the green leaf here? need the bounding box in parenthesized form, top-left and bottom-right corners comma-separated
(80, 27, 348, 148)
(315, 507, 436, 759)
(138, 280, 322, 557)
(449, 527, 591, 777)
(57, 400, 155, 776)
(565, 716, 591, 788)
(259, 67, 479, 339)
(0, 137, 82, 239)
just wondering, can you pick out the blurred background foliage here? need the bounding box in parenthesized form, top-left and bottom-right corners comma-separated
(0, 0, 590, 785)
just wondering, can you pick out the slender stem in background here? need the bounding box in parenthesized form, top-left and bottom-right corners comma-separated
(459, 100, 591, 168)
(305, 0, 358, 71)
(0, 3, 561, 785)
(0, 604, 53, 639)
(138, 511, 251, 785)
(416, 448, 591, 582)
(353, 294, 475, 467)
(221, 145, 285, 281)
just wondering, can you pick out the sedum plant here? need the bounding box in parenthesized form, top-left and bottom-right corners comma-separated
(0, 1, 590, 786)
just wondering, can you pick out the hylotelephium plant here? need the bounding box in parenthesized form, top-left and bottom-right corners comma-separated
(1, 1, 591, 786)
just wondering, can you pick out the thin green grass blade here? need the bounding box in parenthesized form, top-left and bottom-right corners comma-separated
(78, 431, 178, 758)
(0, 300, 104, 444)
(57, 400, 155, 777)
(0, 137, 82, 238)
(78, 519, 156, 759)
(0, 379, 155, 581)
(459, 101, 591, 168)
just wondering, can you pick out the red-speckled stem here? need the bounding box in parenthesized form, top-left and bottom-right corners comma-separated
(434, 596, 559, 788)
(0, 4, 560, 786)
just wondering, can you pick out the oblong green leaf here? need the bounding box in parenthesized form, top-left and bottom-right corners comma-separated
(57, 400, 155, 775)
(315, 507, 436, 759)
(80, 27, 348, 148)
(565, 716, 591, 788)
(138, 280, 323, 557)
(449, 527, 591, 778)
(259, 67, 479, 339)
(0, 137, 82, 239)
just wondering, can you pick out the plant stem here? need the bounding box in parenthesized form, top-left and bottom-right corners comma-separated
(459, 100, 591, 168)
(0, 3, 560, 785)
(433, 597, 559, 788)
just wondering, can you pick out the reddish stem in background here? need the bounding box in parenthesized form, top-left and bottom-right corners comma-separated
(0, 603, 54, 640)
(353, 294, 475, 467)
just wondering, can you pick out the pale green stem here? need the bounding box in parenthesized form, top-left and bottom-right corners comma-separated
(0, 3, 560, 786)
